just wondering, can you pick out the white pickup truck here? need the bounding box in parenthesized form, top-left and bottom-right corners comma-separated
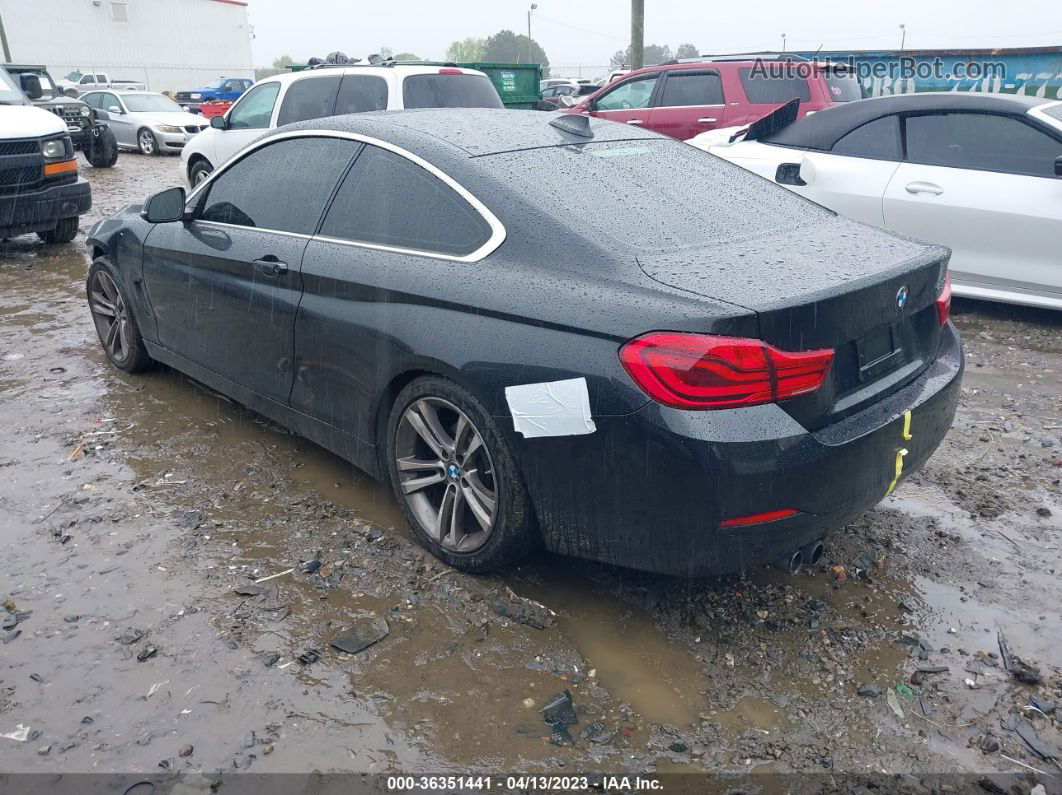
(57, 70, 146, 97)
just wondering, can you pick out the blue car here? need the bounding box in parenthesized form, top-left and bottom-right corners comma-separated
(175, 77, 252, 113)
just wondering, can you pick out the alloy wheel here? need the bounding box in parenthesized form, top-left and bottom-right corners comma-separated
(395, 398, 498, 553)
(138, 130, 155, 155)
(89, 270, 131, 363)
(193, 167, 211, 186)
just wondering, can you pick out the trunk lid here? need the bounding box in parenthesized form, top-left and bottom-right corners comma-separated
(637, 215, 949, 428)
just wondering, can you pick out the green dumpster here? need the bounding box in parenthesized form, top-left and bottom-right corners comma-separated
(455, 62, 542, 110)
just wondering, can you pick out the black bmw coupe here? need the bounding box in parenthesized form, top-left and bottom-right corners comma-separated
(86, 108, 962, 576)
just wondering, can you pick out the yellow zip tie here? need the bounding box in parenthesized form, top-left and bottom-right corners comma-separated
(886, 448, 909, 495)
(902, 409, 913, 441)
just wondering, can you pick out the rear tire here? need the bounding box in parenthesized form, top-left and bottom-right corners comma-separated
(38, 217, 78, 244)
(86, 258, 152, 373)
(189, 158, 213, 186)
(85, 127, 119, 167)
(385, 375, 538, 573)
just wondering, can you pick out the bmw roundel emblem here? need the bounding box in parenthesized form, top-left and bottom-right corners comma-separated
(895, 285, 909, 312)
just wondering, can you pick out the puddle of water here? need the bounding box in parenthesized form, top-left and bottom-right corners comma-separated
(513, 566, 706, 728)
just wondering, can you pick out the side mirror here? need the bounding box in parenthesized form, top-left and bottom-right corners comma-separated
(107, 105, 123, 114)
(142, 187, 187, 224)
(210, 115, 228, 130)
(93, 108, 110, 121)
(798, 156, 817, 185)
(19, 74, 43, 100)
(1055, 155, 1062, 178)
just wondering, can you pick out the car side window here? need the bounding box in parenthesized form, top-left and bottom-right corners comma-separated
(81, 92, 101, 109)
(334, 75, 388, 114)
(594, 75, 659, 111)
(738, 67, 811, 103)
(277, 76, 341, 126)
(101, 93, 121, 112)
(905, 112, 1062, 177)
(831, 115, 902, 160)
(318, 144, 492, 257)
(657, 72, 723, 107)
(226, 82, 281, 129)
(80, 75, 94, 85)
(199, 137, 359, 235)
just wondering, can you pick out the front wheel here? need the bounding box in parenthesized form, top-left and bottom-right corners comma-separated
(86, 259, 152, 373)
(137, 128, 159, 156)
(38, 217, 78, 244)
(385, 376, 538, 572)
(189, 158, 213, 186)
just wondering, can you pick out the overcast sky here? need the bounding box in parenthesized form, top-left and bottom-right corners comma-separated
(247, 0, 1062, 75)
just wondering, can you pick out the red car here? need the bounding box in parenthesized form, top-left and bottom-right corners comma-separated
(562, 56, 864, 140)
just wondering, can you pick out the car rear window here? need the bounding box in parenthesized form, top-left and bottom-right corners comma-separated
(402, 74, 503, 109)
(483, 139, 827, 252)
(738, 67, 811, 104)
(820, 70, 866, 102)
(1041, 103, 1062, 122)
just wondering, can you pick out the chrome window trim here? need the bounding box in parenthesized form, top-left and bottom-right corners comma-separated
(186, 129, 506, 264)
(192, 220, 312, 240)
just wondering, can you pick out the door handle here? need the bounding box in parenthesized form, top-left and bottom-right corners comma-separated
(697, 117, 718, 123)
(626, 119, 643, 125)
(253, 256, 288, 277)
(905, 181, 943, 196)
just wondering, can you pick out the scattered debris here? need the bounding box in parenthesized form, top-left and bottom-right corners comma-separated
(857, 684, 880, 698)
(1, 724, 31, 742)
(296, 648, 320, 665)
(540, 690, 578, 728)
(491, 591, 555, 630)
(255, 568, 294, 584)
(232, 584, 265, 597)
(886, 688, 905, 720)
(136, 646, 158, 662)
(331, 618, 390, 655)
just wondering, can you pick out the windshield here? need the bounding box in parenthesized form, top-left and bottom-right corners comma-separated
(402, 74, 503, 109)
(821, 69, 867, 102)
(0, 68, 27, 104)
(1041, 102, 1062, 123)
(65, 71, 83, 81)
(199, 80, 225, 90)
(124, 94, 184, 113)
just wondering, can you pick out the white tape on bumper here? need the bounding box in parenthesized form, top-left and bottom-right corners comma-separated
(504, 377, 597, 439)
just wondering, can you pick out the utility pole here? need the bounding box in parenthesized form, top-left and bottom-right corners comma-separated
(630, 0, 644, 69)
(528, 3, 536, 41)
(899, 24, 906, 51)
(781, 33, 786, 53)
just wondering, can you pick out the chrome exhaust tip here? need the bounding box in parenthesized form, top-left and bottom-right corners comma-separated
(773, 549, 803, 575)
(801, 540, 825, 568)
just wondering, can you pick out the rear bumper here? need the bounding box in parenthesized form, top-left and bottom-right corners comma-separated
(0, 178, 91, 238)
(517, 323, 963, 576)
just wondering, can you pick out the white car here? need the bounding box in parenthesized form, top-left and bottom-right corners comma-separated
(179, 63, 502, 187)
(691, 93, 1062, 310)
(80, 91, 207, 155)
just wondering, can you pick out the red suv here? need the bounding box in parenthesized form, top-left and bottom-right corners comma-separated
(563, 56, 864, 140)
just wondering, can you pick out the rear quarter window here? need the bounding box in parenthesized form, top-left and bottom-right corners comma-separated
(319, 144, 493, 257)
(738, 67, 811, 104)
(335, 75, 388, 113)
(831, 116, 902, 160)
(401, 74, 503, 109)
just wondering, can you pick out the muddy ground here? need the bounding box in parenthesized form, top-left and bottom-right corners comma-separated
(1, 154, 1060, 791)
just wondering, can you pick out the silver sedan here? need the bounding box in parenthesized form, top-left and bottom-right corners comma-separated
(80, 90, 208, 155)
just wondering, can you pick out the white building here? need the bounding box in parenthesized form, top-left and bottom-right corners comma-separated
(0, 0, 254, 93)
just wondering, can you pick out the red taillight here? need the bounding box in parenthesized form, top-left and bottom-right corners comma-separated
(619, 332, 834, 410)
(719, 509, 799, 528)
(438, 68, 463, 75)
(935, 272, 952, 326)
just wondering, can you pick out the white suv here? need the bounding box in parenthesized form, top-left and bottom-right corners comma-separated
(179, 63, 502, 187)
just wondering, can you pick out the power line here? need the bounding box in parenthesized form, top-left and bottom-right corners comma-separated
(532, 13, 626, 42)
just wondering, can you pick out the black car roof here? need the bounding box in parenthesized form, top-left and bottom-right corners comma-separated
(269, 107, 664, 158)
(766, 92, 1051, 149)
